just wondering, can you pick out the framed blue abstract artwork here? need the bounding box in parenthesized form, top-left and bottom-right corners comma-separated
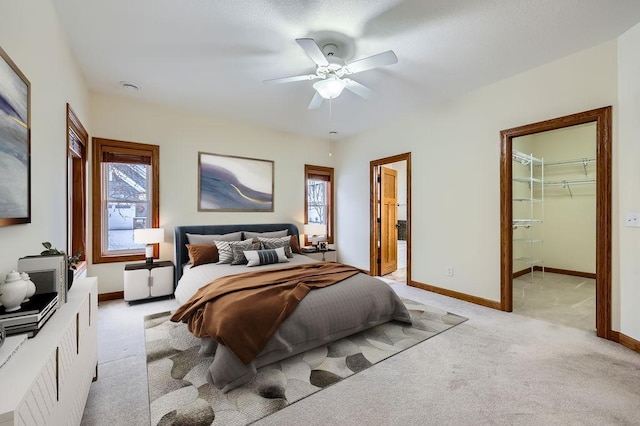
(0, 46, 30, 226)
(198, 152, 274, 212)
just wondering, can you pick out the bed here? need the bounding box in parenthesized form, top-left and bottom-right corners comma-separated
(172, 223, 410, 393)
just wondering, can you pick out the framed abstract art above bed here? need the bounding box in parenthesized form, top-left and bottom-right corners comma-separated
(0, 46, 30, 227)
(197, 152, 274, 212)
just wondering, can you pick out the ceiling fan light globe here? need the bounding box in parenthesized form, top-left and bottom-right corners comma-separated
(313, 77, 347, 99)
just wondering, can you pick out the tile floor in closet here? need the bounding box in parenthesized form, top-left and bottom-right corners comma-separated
(513, 271, 596, 332)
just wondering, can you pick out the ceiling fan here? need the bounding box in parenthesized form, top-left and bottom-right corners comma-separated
(264, 38, 398, 109)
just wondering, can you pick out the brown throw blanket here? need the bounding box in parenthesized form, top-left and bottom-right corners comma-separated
(170, 262, 362, 364)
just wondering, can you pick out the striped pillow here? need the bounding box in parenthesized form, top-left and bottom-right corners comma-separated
(231, 240, 262, 265)
(244, 247, 289, 267)
(258, 236, 293, 258)
(215, 239, 256, 264)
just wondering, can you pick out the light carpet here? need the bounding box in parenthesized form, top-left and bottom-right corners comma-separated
(144, 299, 467, 425)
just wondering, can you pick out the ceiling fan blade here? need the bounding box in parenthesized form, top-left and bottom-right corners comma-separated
(263, 74, 318, 85)
(344, 79, 379, 100)
(308, 91, 324, 109)
(296, 38, 329, 67)
(346, 50, 398, 74)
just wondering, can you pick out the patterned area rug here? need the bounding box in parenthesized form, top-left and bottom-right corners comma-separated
(145, 299, 467, 425)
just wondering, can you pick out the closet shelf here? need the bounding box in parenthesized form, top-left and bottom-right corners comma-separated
(513, 177, 543, 184)
(514, 256, 543, 266)
(513, 198, 543, 203)
(512, 150, 544, 281)
(513, 150, 543, 165)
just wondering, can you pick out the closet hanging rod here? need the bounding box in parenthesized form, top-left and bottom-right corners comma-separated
(545, 178, 595, 198)
(535, 158, 595, 167)
(544, 179, 595, 186)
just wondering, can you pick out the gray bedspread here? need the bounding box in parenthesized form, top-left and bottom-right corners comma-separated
(197, 272, 410, 393)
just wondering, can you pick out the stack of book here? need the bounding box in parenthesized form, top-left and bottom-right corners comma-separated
(0, 293, 58, 337)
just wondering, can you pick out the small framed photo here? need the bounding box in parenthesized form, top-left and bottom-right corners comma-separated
(319, 242, 327, 251)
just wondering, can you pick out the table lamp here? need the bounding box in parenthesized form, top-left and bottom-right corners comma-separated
(303, 223, 327, 251)
(133, 228, 164, 264)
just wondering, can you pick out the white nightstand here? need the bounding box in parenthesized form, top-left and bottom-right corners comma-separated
(303, 249, 337, 262)
(124, 261, 174, 302)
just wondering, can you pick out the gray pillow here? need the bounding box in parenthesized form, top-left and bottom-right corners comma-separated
(186, 231, 242, 244)
(243, 229, 288, 239)
(231, 240, 262, 265)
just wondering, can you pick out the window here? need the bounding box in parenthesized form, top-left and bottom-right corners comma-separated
(92, 138, 159, 264)
(67, 104, 87, 271)
(304, 164, 334, 245)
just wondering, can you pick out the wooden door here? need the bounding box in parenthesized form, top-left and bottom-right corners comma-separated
(380, 166, 398, 275)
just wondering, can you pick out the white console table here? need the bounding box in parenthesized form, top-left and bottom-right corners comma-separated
(0, 276, 98, 426)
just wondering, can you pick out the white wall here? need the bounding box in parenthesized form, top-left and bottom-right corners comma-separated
(0, 0, 90, 276)
(617, 22, 640, 340)
(334, 41, 617, 314)
(88, 93, 331, 293)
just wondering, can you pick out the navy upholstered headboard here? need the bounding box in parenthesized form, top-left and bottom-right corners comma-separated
(173, 223, 300, 287)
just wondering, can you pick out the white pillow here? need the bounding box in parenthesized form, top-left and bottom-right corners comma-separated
(244, 247, 289, 267)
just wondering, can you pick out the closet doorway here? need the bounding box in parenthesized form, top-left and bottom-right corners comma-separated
(369, 153, 411, 285)
(500, 107, 612, 339)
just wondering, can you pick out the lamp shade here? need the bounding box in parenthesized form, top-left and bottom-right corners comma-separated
(133, 228, 165, 245)
(313, 75, 347, 99)
(303, 223, 326, 236)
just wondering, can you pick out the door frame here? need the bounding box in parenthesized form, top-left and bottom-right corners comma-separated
(499, 106, 612, 339)
(370, 152, 411, 284)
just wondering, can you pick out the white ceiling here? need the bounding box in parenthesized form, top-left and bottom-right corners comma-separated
(52, 0, 640, 140)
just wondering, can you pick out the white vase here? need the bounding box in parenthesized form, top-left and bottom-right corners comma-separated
(20, 272, 36, 303)
(0, 271, 28, 312)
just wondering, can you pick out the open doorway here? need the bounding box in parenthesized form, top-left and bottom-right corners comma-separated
(370, 153, 411, 285)
(500, 107, 612, 339)
(511, 123, 597, 331)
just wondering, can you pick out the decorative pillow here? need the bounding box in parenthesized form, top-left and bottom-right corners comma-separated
(289, 234, 302, 254)
(186, 231, 243, 245)
(242, 229, 288, 239)
(186, 244, 219, 267)
(231, 239, 262, 265)
(216, 239, 256, 264)
(258, 236, 294, 258)
(244, 247, 289, 267)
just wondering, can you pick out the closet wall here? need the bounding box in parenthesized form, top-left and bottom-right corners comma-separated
(514, 123, 597, 275)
